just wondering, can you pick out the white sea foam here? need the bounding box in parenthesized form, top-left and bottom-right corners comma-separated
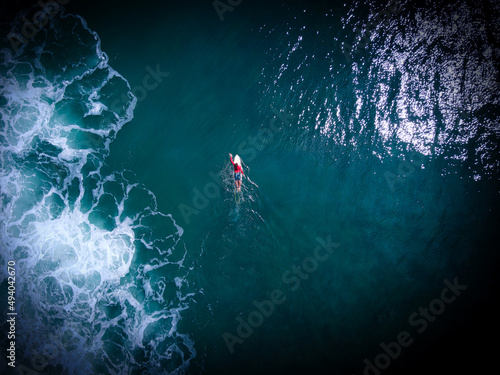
(1, 10, 196, 375)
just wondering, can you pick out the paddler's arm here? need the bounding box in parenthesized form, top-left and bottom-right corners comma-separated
(229, 153, 234, 165)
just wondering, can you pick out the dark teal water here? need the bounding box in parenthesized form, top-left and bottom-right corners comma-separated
(1, 0, 499, 374)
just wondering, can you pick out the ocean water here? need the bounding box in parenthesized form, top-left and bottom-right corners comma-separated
(0, 0, 499, 374)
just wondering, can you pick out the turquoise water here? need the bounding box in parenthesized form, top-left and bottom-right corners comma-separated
(1, 0, 499, 374)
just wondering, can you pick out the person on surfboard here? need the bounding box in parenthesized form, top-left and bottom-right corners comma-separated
(229, 153, 244, 192)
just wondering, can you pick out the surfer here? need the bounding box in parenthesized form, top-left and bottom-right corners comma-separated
(229, 153, 244, 192)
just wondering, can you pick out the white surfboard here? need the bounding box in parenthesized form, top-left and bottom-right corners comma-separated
(233, 155, 242, 166)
